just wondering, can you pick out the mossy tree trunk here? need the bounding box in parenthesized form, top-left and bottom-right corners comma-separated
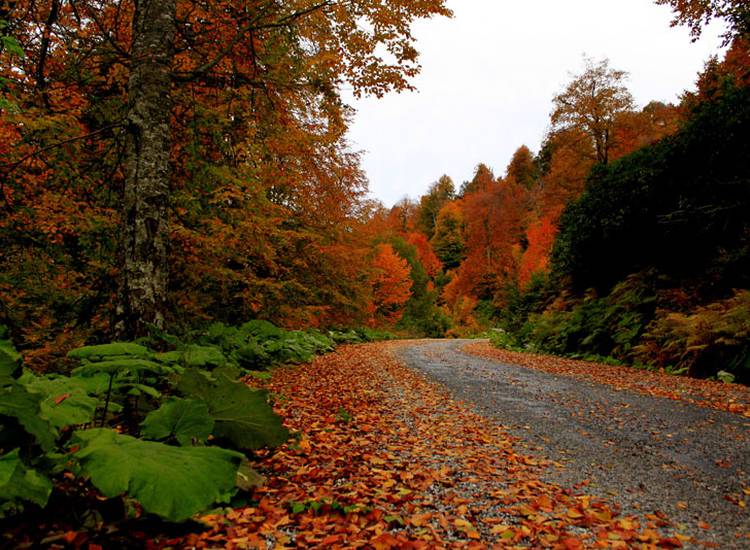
(116, 0, 176, 338)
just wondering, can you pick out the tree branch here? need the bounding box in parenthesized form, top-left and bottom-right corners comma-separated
(0, 123, 124, 178)
(174, 1, 333, 81)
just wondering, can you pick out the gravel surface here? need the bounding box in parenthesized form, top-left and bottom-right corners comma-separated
(395, 339, 750, 548)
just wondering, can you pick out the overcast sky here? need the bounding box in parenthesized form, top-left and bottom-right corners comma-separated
(344, 0, 726, 207)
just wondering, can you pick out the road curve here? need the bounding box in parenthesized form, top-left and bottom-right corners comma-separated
(394, 339, 750, 548)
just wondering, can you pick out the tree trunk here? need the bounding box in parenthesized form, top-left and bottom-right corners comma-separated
(116, 0, 176, 338)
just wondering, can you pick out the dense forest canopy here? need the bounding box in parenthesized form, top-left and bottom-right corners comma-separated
(0, 0, 748, 376)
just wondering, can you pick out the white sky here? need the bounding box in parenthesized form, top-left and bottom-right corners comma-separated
(344, 0, 726, 207)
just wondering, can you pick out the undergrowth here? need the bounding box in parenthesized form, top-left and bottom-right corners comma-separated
(0, 321, 393, 543)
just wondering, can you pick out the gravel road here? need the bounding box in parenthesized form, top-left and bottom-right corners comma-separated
(395, 339, 750, 548)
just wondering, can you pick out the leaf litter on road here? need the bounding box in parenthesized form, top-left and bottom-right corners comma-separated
(187, 342, 687, 549)
(465, 342, 750, 419)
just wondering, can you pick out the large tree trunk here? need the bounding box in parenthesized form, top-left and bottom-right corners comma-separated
(116, 0, 176, 338)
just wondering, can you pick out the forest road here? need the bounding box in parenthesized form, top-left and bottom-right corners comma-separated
(394, 339, 750, 549)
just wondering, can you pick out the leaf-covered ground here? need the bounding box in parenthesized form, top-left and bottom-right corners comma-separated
(188, 342, 688, 549)
(465, 342, 750, 418)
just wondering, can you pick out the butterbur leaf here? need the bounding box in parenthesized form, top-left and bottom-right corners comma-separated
(0, 450, 52, 514)
(0, 383, 55, 450)
(122, 383, 161, 399)
(19, 374, 98, 429)
(72, 359, 167, 377)
(141, 398, 214, 446)
(67, 343, 152, 361)
(180, 345, 227, 368)
(73, 428, 243, 522)
(178, 369, 289, 450)
(0, 339, 22, 382)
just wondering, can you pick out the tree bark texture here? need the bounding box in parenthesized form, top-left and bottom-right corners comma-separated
(116, 0, 176, 338)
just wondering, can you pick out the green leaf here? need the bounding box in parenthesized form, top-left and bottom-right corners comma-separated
(155, 351, 182, 364)
(717, 370, 736, 384)
(180, 345, 227, 368)
(0, 97, 20, 114)
(67, 343, 152, 361)
(178, 369, 288, 450)
(0, 450, 52, 513)
(73, 428, 243, 522)
(122, 383, 161, 399)
(0, 36, 23, 58)
(0, 339, 22, 382)
(0, 382, 55, 450)
(72, 359, 166, 377)
(20, 374, 99, 429)
(141, 398, 214, 446)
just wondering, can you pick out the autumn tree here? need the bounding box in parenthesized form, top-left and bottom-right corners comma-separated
(117, 0, 176, 335)
(451, 179, 527, 301)
(406, 232, 442, 277)
(535, 129, 595, 214)
(459, 163, 495, 196)
(389, 198, 419, 234)
(417, 175, 455, 239)
(430, 202, 465, 270)
(655, 0, 749, 43)
(609, 101, 682, 159)
(506, 145, 538, 189)
(370, 243, 413, 325)
(551, 57, 634, 165)
(118, 0, 452, 335)
(1, 0, 452, 344)
(686, 37, 750, 108)
(518, 214, 558, 287)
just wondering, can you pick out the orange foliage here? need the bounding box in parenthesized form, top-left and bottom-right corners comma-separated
(450, 181, 527, 301)
(610, 102, 682, 160)
(519, 214, 559, 287)
(1, 0, 451, 357)
(539, 128, 596, 213)
(406, 232, 442, 277)
(370, 244, 413, 325)
(445, 295, 480, 336)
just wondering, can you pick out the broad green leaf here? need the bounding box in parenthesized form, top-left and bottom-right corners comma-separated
(241, 320, 284, 339)
(122, 383, 161, 399)
(155, 351, 182, 364)
(0, 450, 52, 512)
(0, 383, 55, 450)
(20, 374, 98, 429)
(178, 369, 288, 450)
(72, 358, 166, 377)
(231, 341, 269, 370)
(180, 345, 227, 368)
(213, 364, 242, 380)
(0, 339, 21, 382)
(67, 343, 152, 361)
(141, 398, 214, 446)
(73, 428, 243, 522)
